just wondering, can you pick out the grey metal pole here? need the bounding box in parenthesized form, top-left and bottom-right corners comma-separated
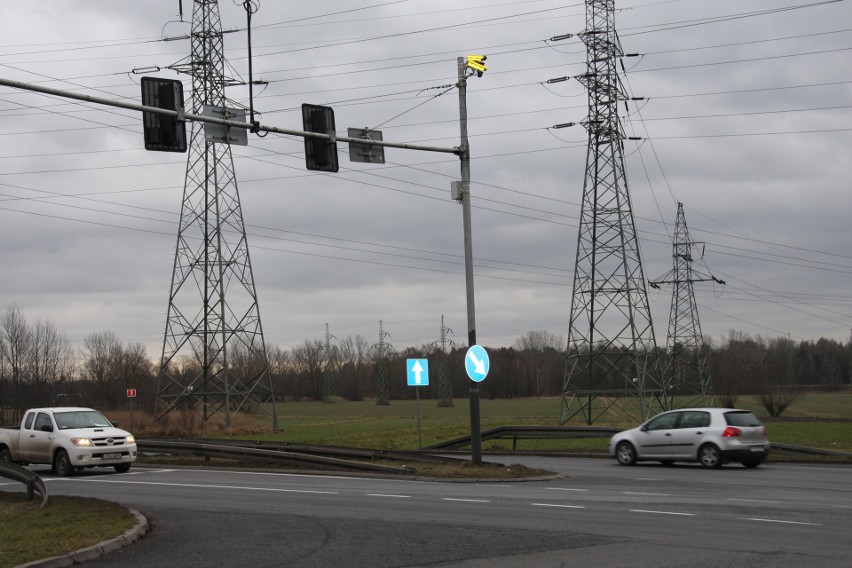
(457, 57, 482, 466)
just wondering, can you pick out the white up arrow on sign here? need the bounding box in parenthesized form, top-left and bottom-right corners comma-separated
(411, 360, 424, 384)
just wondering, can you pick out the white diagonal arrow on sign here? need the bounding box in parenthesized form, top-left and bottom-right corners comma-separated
(467, 350, 486, 376)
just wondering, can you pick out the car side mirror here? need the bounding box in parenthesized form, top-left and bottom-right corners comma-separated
(111, 421, 119, 427)
(40, 424, 54, 433)
(640, 425, 648, 432)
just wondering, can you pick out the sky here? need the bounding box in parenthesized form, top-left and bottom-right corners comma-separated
(1, 0, 850, 361)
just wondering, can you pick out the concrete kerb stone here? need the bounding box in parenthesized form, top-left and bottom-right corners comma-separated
(17, 508, 148, 568)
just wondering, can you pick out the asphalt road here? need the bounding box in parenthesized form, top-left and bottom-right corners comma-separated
(10, 457, 852, 567)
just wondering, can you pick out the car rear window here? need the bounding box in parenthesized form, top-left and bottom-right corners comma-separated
(724, 411, 762, 427)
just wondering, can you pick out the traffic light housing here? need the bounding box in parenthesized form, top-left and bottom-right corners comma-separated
(141, 77, 187, 153)
(302, 104, 339, 172)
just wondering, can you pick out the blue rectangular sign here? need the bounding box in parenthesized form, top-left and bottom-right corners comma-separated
(406, 359, 429, 386)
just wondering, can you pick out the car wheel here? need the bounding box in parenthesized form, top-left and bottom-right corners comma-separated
(698, 443, 722, 468)
(114, 463, 131, 474)
(53, 449, 75, 477)
(616, 441, 637, 465)
(0, 447, 12, 462)
(741, 459, 763, 469)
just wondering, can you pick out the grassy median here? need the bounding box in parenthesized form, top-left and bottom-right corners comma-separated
(0, 493, 136, 568)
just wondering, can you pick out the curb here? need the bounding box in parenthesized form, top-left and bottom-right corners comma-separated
(17, 508, 148, 568)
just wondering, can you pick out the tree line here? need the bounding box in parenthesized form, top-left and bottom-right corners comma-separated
(1, 305, 850, 423)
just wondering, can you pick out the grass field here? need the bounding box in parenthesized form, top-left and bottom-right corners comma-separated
(123, 391, 852, 453)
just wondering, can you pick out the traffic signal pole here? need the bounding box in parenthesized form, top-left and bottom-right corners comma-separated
(2, 60, 485, 461)
(456, 57, 482, 466)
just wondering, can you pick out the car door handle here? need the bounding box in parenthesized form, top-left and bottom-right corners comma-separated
(665, 433, 672, 436)
(696, 431, 703, 435)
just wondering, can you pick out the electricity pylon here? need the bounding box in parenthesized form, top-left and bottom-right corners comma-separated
(434, 315, 455, 407)
(650, 202, 723, 408)
(560, 0, 664, 425)
(154, 0, 277, 429)
(373, 320, 393, 405)
(323, 323, 337, 403)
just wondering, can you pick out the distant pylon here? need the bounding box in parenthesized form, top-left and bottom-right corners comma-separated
(154, 0, 277, 429)
(651, 202, 723, 408)
(436, 315, 455, 407)
(373, 320, 392, 405)
(560, 0, 665, 425)
(323, 323, 337, 403)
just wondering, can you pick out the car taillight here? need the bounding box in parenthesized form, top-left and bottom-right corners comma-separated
(722, 426, 742, 438)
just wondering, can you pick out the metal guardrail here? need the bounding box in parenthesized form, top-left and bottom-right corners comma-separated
(137, 439, 423, 474)
(425, 426, 852, 458)
(426, 425, 622, 451)
(0, 461, 48, 507)
(770, 442, 852, 457)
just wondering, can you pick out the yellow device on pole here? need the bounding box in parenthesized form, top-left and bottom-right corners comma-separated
(466, 54, 487, 76)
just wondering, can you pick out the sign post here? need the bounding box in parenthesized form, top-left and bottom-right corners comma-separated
(406, 359, 429, 448)
(127, 389, 137, 432)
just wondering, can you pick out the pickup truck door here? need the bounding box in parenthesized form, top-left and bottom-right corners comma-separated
(21, 412, 55, 463)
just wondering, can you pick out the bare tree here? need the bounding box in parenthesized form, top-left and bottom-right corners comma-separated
(338, 335, 371, 401)
(514, 330, 564, 397)
(30, 319, 75, 405)
(0, 305, 31, 416)
(292, 339, 324, 401)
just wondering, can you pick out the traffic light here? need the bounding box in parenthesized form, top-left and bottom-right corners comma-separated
(141, 77, 187, 153)
(466, 54, 487, 76)
(301, 103, 339, 173)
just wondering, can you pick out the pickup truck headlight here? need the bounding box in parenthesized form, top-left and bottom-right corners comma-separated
(71, 438, 93, 447)
(125, 435, 135, 445)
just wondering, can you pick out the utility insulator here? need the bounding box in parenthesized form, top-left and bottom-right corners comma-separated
(302, 103, 339, 173)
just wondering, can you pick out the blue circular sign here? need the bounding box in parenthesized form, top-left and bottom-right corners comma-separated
(465, 345, 490, 382)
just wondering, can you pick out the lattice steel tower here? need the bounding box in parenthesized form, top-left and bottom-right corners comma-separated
(651, 202, 721, 408)
(155, 0, 277, 428)
(561, 0, 664, 425)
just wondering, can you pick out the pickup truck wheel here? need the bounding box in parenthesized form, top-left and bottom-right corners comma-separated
(53, 449, 75, 477)
(114, 463, 131, 473)
(0, 447, 12, 462)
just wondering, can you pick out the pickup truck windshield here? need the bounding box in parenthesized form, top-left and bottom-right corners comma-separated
(54, 410, 113, 430)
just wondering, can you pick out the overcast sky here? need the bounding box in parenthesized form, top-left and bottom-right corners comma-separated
(1, 0, 850, 360)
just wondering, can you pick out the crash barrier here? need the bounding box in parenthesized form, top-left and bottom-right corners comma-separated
(137, 439, 465, 473)
(0, 460, 48, 508)
(426, 425, 623, 451)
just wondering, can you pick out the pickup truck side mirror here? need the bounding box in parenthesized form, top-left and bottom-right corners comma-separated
(40, 424, 54, 433)
(111, 421, 119, 427)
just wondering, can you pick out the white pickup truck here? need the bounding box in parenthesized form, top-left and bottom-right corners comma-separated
(0, 407, 137, 476)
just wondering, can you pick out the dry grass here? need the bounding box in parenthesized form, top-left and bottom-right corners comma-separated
(103, 408, 273, 438)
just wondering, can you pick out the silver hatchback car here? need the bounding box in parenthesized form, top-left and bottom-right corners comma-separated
(609, 408, 770, 468)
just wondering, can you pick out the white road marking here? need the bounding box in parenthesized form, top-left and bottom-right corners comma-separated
(630, 509, 695, 516)
(546, 487, 589, 492)
(623, 491, 671, 496)
(67, 478, 339, 495)
(727, 498, 782, 504)
(744, 518, 821, 526)
(367, 493, 411, 498)
(441, 498, 490, 503)
(531, 503, 585, 509)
